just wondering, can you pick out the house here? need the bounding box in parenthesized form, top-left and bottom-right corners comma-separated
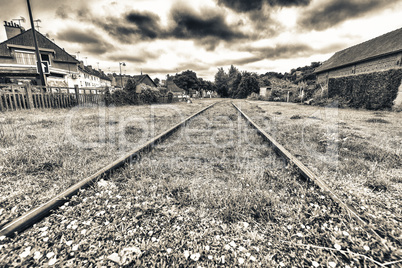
(71, 61, 111, 88)
(0, 21, 79, 86)
(110, 73, 157, 92)
(131, 74, 157, 93)
(315, 27, 402, 87)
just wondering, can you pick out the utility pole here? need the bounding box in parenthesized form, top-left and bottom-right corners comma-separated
(26, 0, 46, 87)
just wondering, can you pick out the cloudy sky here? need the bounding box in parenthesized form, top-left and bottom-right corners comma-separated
(1, 0, 402, 81)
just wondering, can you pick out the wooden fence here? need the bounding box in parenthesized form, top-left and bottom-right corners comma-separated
(0, 84, 105, 112)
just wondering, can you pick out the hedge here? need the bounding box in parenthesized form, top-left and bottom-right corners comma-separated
(105, 89, 162, 106)
(328, 69, 402, 110)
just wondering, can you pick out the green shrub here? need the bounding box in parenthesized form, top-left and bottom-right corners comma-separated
(139, 89, 161, 104)
(269, 89, 286, 101)
(246, 92, 261, 100)
(109, 89, 138, 106)
(328, 69, 402, 110)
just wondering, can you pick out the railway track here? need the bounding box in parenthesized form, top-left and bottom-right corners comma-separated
(0, 101, 400, 267)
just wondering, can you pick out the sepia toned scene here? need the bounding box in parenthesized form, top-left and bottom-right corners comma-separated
(0, 0, 401, 267)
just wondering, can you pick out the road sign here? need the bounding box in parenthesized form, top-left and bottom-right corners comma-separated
(37, 61, 50, 74)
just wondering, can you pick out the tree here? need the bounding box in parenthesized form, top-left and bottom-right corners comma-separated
(124, 79, 138, 92)
(214, 67, 229, 97)
(123, 79, 139, 104)
(230, 73, 242, 98)
(234, 72, 260, 99)
(227, 65, 240, 97)
(173, 70, 199, 94)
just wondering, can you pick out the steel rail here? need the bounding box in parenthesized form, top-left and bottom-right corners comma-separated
(0, 102, 217, 237)
(231, 102, 384, 240)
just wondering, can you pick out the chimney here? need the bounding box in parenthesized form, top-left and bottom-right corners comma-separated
(4, 21, 25, 39)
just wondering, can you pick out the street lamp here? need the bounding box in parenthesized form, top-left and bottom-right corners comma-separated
(119, 62, 126, 88)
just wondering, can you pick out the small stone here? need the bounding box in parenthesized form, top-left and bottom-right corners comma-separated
(107, 253, 120, 264)
(328, 261, 337, 268)
(48, 258, 57, 266)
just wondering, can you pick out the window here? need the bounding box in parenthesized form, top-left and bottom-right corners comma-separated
(41, 53, 50, 63)
(15, 51, 36, 65)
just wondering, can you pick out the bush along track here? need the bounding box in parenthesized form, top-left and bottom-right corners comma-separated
(0, 102, 401, 267)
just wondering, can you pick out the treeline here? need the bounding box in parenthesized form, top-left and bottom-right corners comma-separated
(214, 65, 260, 98)
(106, 62, 322, 105)
(212, 62, 321, 99)
(172, 70, 216, 94)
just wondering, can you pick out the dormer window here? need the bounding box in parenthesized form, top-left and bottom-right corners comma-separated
(41, 53, 50, 63)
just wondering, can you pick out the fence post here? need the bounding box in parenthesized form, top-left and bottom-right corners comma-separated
(11, 85, 17, 110)
(104, 86, 109, 106)
(0, 89, 4, 112)
(74, 85, 80, 106)
(25, 84, 34, 109)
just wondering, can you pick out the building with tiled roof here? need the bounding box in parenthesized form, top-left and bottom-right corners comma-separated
(315, 27, 402, 87)
(0, 21, 79, 86)
(73, 61, 111, 88)
(110, 73, 157, 90)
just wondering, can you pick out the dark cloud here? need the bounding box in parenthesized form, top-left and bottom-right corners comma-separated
(55, 5, 71, 19)
(214, 0, 303, 40)
(107, 49, 162, 63)
(88, 15, 155, 43)
(213, 41, 347, 67)
(125, 11, 163, 39)
(247, 43, 313, 59)
(217, 0, 310, 12)
(168, 4, 248, 49)
(217, 0, 264, 12)
(214, 56, 262, 66)
(298, 0, 399, 31)
(56, 28, 114, 54)
(215, 43, 313, 66)
(238, 42, 350, 62)
(70, 4, 249, 50)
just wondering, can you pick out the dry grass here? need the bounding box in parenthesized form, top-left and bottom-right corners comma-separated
(0, 100, 216, 225)
(240, 100, 402, 235)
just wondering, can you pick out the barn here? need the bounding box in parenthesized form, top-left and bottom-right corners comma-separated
(314, 27, 402, 109)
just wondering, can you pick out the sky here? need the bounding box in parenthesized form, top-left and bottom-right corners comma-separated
(1, 0, 402, 81)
